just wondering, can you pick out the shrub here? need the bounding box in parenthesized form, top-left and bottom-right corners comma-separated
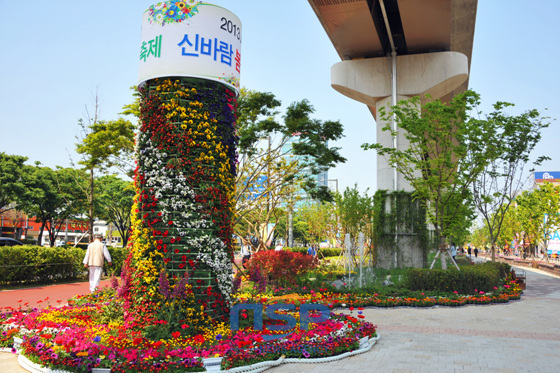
(286, 246, 342, 257)
(0, 245, 128, 286)
(247, 250, 318, 287)
(0, 245, 84, 285)
(405, 261, 511, 294)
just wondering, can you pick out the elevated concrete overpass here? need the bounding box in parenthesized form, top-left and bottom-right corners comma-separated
(308, 0, 477, 106)
(308, 0, 478, 268)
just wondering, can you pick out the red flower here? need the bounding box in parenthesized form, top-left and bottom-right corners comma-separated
(172, 331, 181, 339)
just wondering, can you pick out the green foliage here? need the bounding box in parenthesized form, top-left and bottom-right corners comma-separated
(75, 117, 135, 173)
(471, 100, 550, 257)
(0, 246, 84, 285)
(405, 261, 511, 293)
(334, 185, 374, 246)
(515, 182, 560, 258)
(286, 246, 342, 257)
(0, 153, 28, 214)
(0, 245, 127, 286)
(97, 175, 134, 247)
(106, 246, 128, 276)
(18, 165, 85, 247)
(363, 91, 495, 246)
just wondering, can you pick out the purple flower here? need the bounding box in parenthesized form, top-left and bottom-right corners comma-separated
(36, 343, 44, 350)
(111, 276, 119, 290)
(159, 270, 171, 298)
(51, 353, 58, 359)
(11, 347, 16, 354)
(93, 336, 101, 342)
(302, 349, 310, 358)
(1, 331, 6, 336)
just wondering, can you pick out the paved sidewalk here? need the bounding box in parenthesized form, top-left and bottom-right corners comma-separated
(2, 267, 560, 372)
(270, 265, 560, 373)
(0, 279, 113, 311)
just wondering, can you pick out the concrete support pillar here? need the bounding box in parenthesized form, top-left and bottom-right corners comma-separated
(375, 95, 418, 192)
(331, 51, 469, 268)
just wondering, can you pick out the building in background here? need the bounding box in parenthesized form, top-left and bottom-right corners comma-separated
(0, 209, 119, 246)
(281, 135, 328, 209)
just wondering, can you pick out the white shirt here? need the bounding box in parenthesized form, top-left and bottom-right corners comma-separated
(83, 240, 112, 266)
(241, 243, 251, 256)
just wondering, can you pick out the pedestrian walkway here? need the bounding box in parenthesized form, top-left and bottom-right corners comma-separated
(0, 279, 112, 311)
(2, 266, 560, 372)
(269, 264, 560, 373)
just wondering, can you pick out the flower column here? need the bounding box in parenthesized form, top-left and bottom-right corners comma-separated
(134, 78, 237, 322)
(129, 2, 242, 323)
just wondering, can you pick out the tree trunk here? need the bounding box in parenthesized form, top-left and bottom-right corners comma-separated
(491, 243, 496, 262)
(439, 237, 448, 270)
(88, 168, 94, 243)
(37, 220, 46, 246)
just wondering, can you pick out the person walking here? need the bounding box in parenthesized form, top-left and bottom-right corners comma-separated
(474, 247, 479, 258)
(83, 234, 112, 293)
(307, 245, 317, 257)
(450, 243, 457, 262)
(241, 238, 252, 269)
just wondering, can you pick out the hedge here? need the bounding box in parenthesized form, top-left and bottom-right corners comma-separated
(286, 247, 343, 257)
(0, 245, 128, 286)
(405, 261, 511, 294)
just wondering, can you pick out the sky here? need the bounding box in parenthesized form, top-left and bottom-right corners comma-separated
(1, 0, 559, 196)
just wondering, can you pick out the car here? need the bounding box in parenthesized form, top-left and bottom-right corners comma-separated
(0, 237, 24, 247)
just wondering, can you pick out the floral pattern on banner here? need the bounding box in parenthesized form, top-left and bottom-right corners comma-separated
(146, 1, 202, 26)
(126, 78, 237, 322)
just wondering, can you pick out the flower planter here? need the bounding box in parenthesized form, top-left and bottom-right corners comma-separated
(203, 357, 223, 372)
(358, 336, 369, 349)
(92, 369, 111, 373)
(13, 336, 23, 354)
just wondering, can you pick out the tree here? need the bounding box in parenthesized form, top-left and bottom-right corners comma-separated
(470, 224, 490, 249)
(516, 182, 560, 262)
(496, 204, 523, 251)
(18, 165, 83, 246)
(97, 175, 135, 247)
(363, 91, 498, 269)
(334, 186, 374, 247)
(297, 201, 335, 246)
(74, 93, 136, 242)
(234, 89, 346, 248)
(471, 101, 550, 261)
(0, 153, 28, 215)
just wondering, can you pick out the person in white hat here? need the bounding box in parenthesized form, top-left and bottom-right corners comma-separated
(83, 234, 112, 292)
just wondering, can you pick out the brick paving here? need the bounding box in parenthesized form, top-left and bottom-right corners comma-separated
(2, 265, 560, 372)
(269, 265, 560, 373)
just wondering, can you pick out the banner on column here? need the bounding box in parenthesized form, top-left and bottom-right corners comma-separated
(138, 1, 242, 94)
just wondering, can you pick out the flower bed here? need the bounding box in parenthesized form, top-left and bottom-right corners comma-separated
(0, 286, 377, 373)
